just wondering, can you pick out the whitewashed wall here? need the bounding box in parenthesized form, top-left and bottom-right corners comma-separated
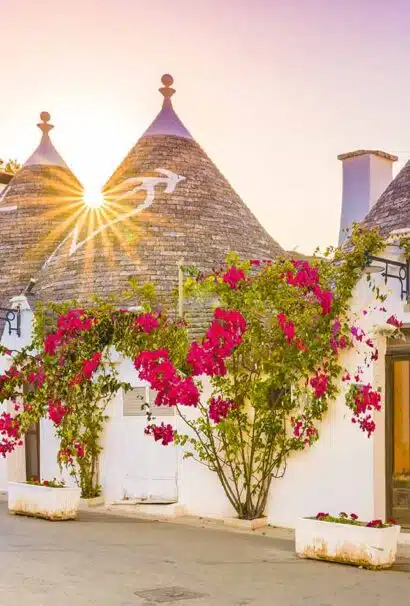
(0, 297, 34, 490)
(1, 250, 409, 526)
(268, 251, 410, 527)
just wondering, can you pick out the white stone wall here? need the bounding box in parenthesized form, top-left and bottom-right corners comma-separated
(268, 258, 409, 527)
(1, 251, 409, 524)
(0, 299, 35, 491)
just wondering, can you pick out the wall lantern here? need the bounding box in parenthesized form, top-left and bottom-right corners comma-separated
(0, 307, 21, 337)
(364, 254, 410, 301)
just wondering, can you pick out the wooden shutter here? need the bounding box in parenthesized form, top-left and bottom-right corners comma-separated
(123, 387, 176, 417)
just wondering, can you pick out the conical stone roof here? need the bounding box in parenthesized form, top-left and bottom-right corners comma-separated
(0, 112, 83, 309)
(362, 159, 410, 235)
(36, 76, 283, 308)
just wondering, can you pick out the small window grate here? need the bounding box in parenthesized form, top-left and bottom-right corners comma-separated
(123, 387, 176, 417)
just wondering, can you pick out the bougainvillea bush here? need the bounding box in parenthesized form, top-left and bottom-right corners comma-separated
(0, 225, 397, 516)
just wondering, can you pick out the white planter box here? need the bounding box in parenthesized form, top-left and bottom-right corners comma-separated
(223, 517, 267, 530)
(8, 482, 81, 521)
(295, 517, 401, 569)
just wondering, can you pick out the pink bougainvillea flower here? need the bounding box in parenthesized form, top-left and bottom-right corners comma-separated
(346, 383, 381, 437)
(135, 313, 159, 334)
(387, 314, 403, 328)
(350, 326, 365, 342)
(277, 312, 296, 344)
(371, 349, 379, 362)
(0, 411, 21, 457)
(135, 349, 199, 408)
(293, 419, 303, 437)
(313, 286, 333, 315)
(286, 260, 319, 289)
(58, 447, 74, 465)
(222, 266, 246, 289)
(82, 352, 102, 380)
(310, 371, 328, 399)
(28, 368, 45, 389)
(57, 309, 95, 333)
(74, 443, 85, 458)
(332, 320, 341, 335)
(187, 308, 246, 377)
(145, 423, 175, 446)
(295, 337, 308, 352)
(342, 373, 351, 382)
(44, 332, 63, 356)
(48, 400, 70, 426)
(187, 341, 226, 377)
(350, 513, 358, 520)
(208, 396, 236, 424)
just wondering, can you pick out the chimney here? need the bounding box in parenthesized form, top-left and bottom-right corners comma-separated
(338, 150, 398, 244)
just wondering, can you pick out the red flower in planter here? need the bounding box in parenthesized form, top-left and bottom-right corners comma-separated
(366, 519, 383, 528)
(350, 513, 358, 520)
(316, 512, 329, 520)
(387, 315, 403, 329)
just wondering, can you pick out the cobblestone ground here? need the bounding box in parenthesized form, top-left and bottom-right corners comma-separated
(0, 503, 409, 606)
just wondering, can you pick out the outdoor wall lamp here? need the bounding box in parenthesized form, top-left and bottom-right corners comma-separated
(364, 254, 410, 301)
(0, 308, 21, 337)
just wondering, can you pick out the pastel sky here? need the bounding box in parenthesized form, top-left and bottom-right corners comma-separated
(1, 0, 410, 254)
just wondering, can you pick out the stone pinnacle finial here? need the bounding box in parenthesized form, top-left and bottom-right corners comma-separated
(159, 74, 176, 102)
(37, 111, 54, 135)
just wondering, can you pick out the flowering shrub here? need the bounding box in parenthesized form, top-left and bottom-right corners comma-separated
(0, 224, 390, 517)
(0, 286, 188, 497)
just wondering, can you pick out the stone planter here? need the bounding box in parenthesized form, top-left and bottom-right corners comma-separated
(79, 495, 105, 509)
(8, 482, 81, 521)
(295, 517, 401, 569)
(223, 517, 267, 530)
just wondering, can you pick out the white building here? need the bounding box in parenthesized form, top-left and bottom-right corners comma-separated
(1, 88, 410, 527)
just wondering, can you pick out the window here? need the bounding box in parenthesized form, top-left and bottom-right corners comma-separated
(122, 387, 176, 417)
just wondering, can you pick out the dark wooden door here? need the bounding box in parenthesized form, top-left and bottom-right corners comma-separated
(386, 355, 410, 526)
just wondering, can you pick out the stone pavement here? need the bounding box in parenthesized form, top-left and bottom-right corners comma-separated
(0, 503, 409, 606)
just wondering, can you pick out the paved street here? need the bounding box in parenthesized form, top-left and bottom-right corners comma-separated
(0, 503, 409, 606)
